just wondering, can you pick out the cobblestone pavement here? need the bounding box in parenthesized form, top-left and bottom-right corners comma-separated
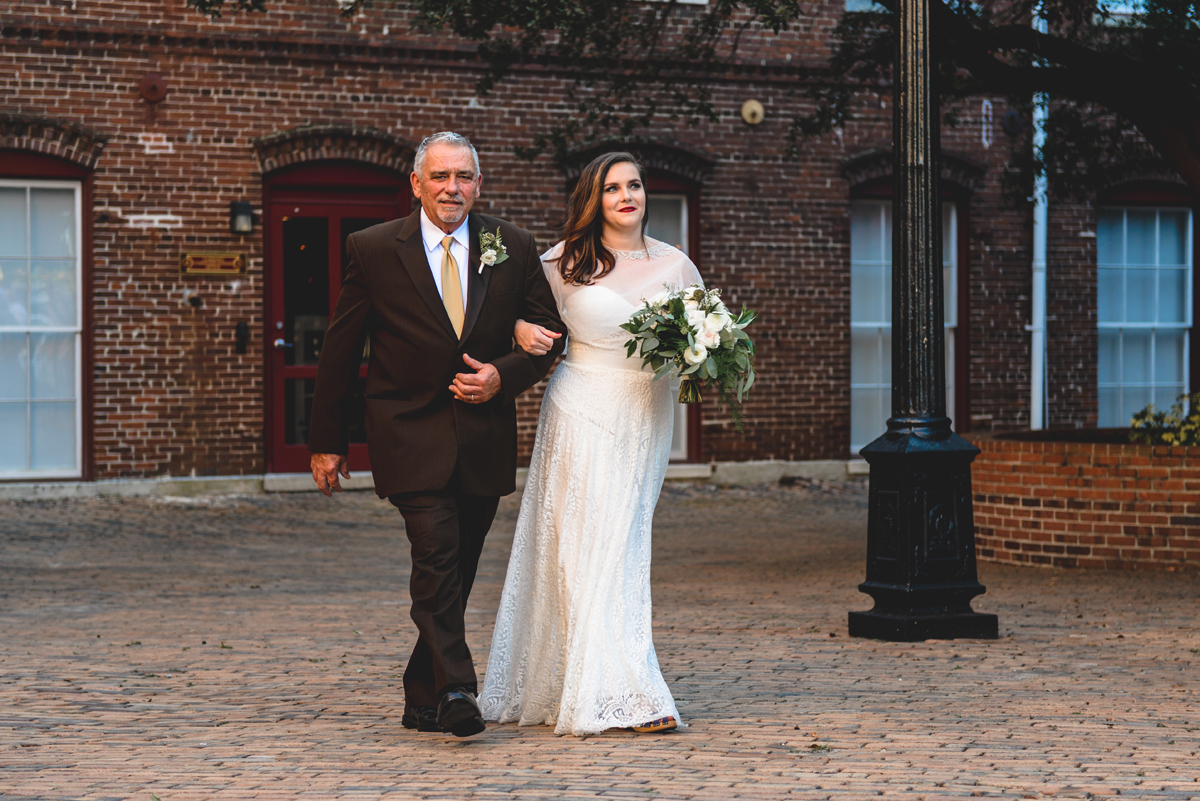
(1, 480, 1197, 800)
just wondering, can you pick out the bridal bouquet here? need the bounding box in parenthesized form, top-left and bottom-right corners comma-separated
(621, 284, 757, 428)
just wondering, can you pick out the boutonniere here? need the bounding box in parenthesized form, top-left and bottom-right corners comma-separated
(479, 227, 510, 274)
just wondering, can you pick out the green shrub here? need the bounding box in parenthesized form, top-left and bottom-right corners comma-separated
(1128, 392, 1200, 446)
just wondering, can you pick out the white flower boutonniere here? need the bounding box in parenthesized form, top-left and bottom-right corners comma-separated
(479, 227, 510, 274)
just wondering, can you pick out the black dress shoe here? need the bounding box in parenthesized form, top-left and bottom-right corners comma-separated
(437, 690, 485, 737)
(401, 704, 442, 732)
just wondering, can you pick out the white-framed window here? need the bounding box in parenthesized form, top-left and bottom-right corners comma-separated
(0, 180, 83, 478)
(645, 193, 692, 461)
(1097, 207, 1193, 427)
(850, 199, 957, 453)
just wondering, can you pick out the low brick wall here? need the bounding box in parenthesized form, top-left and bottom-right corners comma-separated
(970, 433, 1200, 570)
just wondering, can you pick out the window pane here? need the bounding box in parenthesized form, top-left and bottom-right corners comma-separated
(1125, 268, 1155, 323)
(0, 333, 29, 400)
(850, 328, 883, 385)
(1097, 329, 1119, 385)
(850, 262, 883, 323)
(29, 189, 75, 259)
(851, 387, 883, 450)
(1097, 267, 1123, 323)
(0, 402, 27, 470)
(1121, 386, 1152, 428)
(1158, 268, 1187, 324)
(30, 333, 75, 400)
(1121, 330, 1152, 384)
(0, 188, 27, 257)
(30, 401, 75, 470)
(1125, 210, 1157, 265)
(30, 260, 77, 327)
(1097, 386, 1121, 428)
(1157, 385, 1186, 409)
(1154, 331, 1185, 386)
(1097, 209, 1124, 265)
(0, 259, 30, 326)
(850, 203, 885, 263)
(645, 197, 685, 252)
(283, 218, 330, 367)
(1158, 210, 1188, 266)
(943, 263, 955, 324)
(881, 329, 892, 383)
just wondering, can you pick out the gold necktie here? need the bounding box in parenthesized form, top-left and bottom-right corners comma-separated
(441, 235, 465, 337)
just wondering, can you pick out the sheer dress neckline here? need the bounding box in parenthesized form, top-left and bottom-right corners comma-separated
(605, 238, 675, 261)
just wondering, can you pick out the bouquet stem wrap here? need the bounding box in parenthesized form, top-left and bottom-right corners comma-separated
(679, 377, 704, 404)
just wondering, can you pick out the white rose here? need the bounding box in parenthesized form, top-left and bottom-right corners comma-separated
(703, 312, 729, 334)
(683, 342, 708, 365)
(686, 309, 706, 331)
(683, 298, 701, 313)
(697, 328, 720, 349)
(481, 249, 497, 266)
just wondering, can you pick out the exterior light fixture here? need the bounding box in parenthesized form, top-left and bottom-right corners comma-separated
(230, 201, 254, 235)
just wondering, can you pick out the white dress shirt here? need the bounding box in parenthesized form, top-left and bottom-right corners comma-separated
(419, 208, 470, 313)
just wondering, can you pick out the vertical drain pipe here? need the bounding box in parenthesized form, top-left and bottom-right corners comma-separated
(1029, 10, 1049, 430)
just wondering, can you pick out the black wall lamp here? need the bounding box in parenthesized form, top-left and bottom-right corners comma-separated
(230, 201, 254, 235)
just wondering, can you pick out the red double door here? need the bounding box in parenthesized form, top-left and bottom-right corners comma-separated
(264, 163, 409, 474)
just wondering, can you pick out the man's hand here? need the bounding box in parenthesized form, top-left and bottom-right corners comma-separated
(311, 452, 350, 497)
(450, 353, 501, 405)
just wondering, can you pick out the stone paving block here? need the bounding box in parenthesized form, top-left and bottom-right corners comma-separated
(1, 483, 1199, 799)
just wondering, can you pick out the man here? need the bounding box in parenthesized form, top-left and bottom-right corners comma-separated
(307, 131, 565, 737)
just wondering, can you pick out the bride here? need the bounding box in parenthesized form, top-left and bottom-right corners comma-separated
(480, 152, 702, 736)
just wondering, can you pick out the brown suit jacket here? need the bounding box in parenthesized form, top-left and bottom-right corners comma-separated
(307, 209, 565, 498)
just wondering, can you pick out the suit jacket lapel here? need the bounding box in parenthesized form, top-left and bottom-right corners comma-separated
(396, 209, 458, 341)
(459, 213, 492, 344)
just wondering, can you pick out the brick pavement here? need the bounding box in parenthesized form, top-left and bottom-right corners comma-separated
(0, 481, 1197, 800)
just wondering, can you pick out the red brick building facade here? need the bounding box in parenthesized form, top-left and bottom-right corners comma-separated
(1, 1, 1194, 484)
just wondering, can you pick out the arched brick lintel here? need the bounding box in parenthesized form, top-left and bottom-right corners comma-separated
(841, 146, 987, 193)
(252, 125, 417, 176)
(559, 138, 716, 187)
(0, 113, 108, 170)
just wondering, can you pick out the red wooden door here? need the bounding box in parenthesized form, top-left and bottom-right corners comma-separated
(264, 163, 408, 474)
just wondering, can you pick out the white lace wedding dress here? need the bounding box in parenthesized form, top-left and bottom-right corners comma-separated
(479, 238, 702, 736)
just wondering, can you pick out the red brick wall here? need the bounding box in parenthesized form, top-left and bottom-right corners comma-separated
(972, 437, 1200, 570)
(0, 1, 1104, 478)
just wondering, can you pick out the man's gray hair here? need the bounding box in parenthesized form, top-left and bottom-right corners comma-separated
(413, 131, 481, 177)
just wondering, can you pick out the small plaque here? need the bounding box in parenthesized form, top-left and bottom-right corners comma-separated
(180, 252, 247, 276)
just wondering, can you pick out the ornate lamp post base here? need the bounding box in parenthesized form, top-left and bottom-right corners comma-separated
(848, 423, 999, 642)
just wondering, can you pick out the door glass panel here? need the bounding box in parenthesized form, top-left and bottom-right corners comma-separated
(284, 377, 367, 446)
(283, 218, 329, 367)
(341, 218, 385, 365)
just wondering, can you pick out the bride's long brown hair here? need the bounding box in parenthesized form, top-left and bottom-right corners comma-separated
(553, 152, 649, 285)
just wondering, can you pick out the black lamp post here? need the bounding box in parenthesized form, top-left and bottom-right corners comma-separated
(847, 0, 998, 642)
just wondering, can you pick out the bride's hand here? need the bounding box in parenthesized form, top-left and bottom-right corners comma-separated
(514, 319, 562, 356)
